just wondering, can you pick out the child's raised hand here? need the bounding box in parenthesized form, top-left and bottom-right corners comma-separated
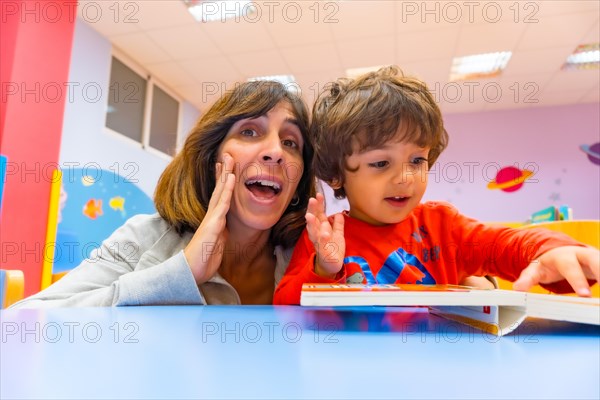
(305, 193, 345, 278)
(513, 246, 600, 297)
(184, 153, 235, 285)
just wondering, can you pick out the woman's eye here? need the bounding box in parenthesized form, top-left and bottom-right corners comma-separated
(368, 160, 389, 169)
(282, 139, 299, 149)
(240, 129, 257, 137)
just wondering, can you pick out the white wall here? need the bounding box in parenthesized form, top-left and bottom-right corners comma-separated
(59, 18, 200, 198)
(324, 103, 600, 222)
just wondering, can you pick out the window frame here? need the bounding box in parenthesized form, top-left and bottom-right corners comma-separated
(104, 49, 183, 160)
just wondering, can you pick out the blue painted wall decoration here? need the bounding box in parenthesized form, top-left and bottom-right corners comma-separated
(54, 168, 155, 273)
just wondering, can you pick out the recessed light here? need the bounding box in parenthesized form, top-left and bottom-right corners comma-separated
(450, 51, 512, 81)
(563, 43, 600, 70)
(248, 75, 300, 94)
(184, 0, 255, 23)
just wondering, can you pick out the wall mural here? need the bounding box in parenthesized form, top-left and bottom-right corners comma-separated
(486, 166, 534, 193)
(580, 142, 600, 166)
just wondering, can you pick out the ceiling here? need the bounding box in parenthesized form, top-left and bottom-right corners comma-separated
(79, 0, 600, 114)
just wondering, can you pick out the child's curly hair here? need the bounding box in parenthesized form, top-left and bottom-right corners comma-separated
(310, 65, 448, 199)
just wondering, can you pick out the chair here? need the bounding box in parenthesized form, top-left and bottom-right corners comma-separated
(0, 269, 24, 308)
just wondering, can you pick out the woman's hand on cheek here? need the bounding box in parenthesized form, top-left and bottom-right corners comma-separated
(184, 153, 236, 285)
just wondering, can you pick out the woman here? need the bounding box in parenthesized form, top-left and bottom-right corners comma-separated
(11, 81, 315, 307)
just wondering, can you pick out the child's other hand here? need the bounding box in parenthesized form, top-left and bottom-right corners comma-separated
(513, 246, 599, 297)
(305, 193, 345, 278)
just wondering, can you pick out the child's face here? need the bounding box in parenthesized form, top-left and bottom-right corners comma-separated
(340, 138, 429, 226)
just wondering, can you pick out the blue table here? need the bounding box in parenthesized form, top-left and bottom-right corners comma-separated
(1, 306, 599, 399)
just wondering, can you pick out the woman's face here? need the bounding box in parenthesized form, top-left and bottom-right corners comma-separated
(217, 101, 305, 233)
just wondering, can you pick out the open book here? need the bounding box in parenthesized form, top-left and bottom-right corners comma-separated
(300, 284, 600, 336)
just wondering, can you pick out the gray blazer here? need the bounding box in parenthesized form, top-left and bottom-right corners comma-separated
(10, 214, 292, 308)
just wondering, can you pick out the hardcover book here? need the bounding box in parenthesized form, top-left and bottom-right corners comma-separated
(300, 284, 600, 336)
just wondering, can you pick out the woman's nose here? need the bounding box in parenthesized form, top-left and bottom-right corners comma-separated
(260, 134, 284, 164)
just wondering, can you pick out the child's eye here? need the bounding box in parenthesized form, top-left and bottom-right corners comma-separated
(240, 129, 258, 137)
(412, 157, 428, 166)
(368, 160, 389, 169)
(282, 139, 299, 149)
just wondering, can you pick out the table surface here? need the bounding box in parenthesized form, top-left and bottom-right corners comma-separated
(1, 305, 599, 400)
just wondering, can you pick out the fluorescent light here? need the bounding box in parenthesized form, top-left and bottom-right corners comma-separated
(346, 65, 385, 79)
(450, 51, 512, 81)
(563, 43, 600, 70)
(248, 75, 300, 94)
(184, 0, 255, 23)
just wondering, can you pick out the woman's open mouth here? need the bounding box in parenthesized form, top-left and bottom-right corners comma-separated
(245, 178, 282, 200)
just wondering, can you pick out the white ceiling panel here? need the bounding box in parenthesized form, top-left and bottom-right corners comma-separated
(395, 2, 467, 32)
(480, 74, 554, 111)
(228, 49, 289, 77)
(146, 62, 197, 87)
(543, 70, 600, 93)
(293, 69, 346, 106)
(280, 42, 342, 74)
(263, 6, 335, 48)
(517, 12, 599, 50)
(581, 22, 600, 44)
(536, 88, 593, 107)
(202, 18, 276, 54)
(396, 28, 459, 64)
(146, 24, 222, 60)
(580, 85, 600, 103)
(456, 22, 526, 56)
(503, 46, 574, 77)
(331, 1, 395, 40)
(77, 0, 141, 37)
(535, 1, 600, 17)
(111, 33, 172, 65)
(397, 59, 452, 88)
(82, 1, 599, 115)
(179, 57, 241, 85)
(133, 0, 196, 30)
(173, 83, 214, 111)
(337, 35, 396, 68)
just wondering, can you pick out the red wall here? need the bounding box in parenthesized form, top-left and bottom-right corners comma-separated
(1, 0, 76, 295)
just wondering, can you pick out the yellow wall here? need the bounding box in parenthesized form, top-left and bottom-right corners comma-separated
(495, 220, 599, 297)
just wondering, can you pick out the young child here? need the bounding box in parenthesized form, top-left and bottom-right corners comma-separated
(274, 66, 599, 305)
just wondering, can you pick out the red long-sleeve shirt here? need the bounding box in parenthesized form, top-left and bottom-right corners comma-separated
(274, 202, 583, 305)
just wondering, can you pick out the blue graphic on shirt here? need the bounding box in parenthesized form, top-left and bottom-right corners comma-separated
(343, 256, 377, 284)
(344, 248, 436, 285)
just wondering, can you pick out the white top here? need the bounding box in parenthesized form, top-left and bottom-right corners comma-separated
(10, 214, 292, 308)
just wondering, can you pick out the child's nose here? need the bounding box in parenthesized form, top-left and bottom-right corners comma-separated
(393, 164, 416, 185)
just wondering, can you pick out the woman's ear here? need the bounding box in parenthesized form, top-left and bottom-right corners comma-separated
(328, 179, 343, 190)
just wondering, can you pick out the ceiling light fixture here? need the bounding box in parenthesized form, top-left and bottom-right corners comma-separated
(562, 43, 600, 70)
(450, 51, 512, 81)
(248, 75, 300, 94)
(183, 0, 255, 23)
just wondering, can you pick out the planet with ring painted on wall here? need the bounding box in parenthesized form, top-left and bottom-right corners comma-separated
(487, 166, 534, 193)
(580, 142, 600, 165)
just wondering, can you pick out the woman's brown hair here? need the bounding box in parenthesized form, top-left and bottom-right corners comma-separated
(311, 65, 448, 198)
(154, 81, 315, 248)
